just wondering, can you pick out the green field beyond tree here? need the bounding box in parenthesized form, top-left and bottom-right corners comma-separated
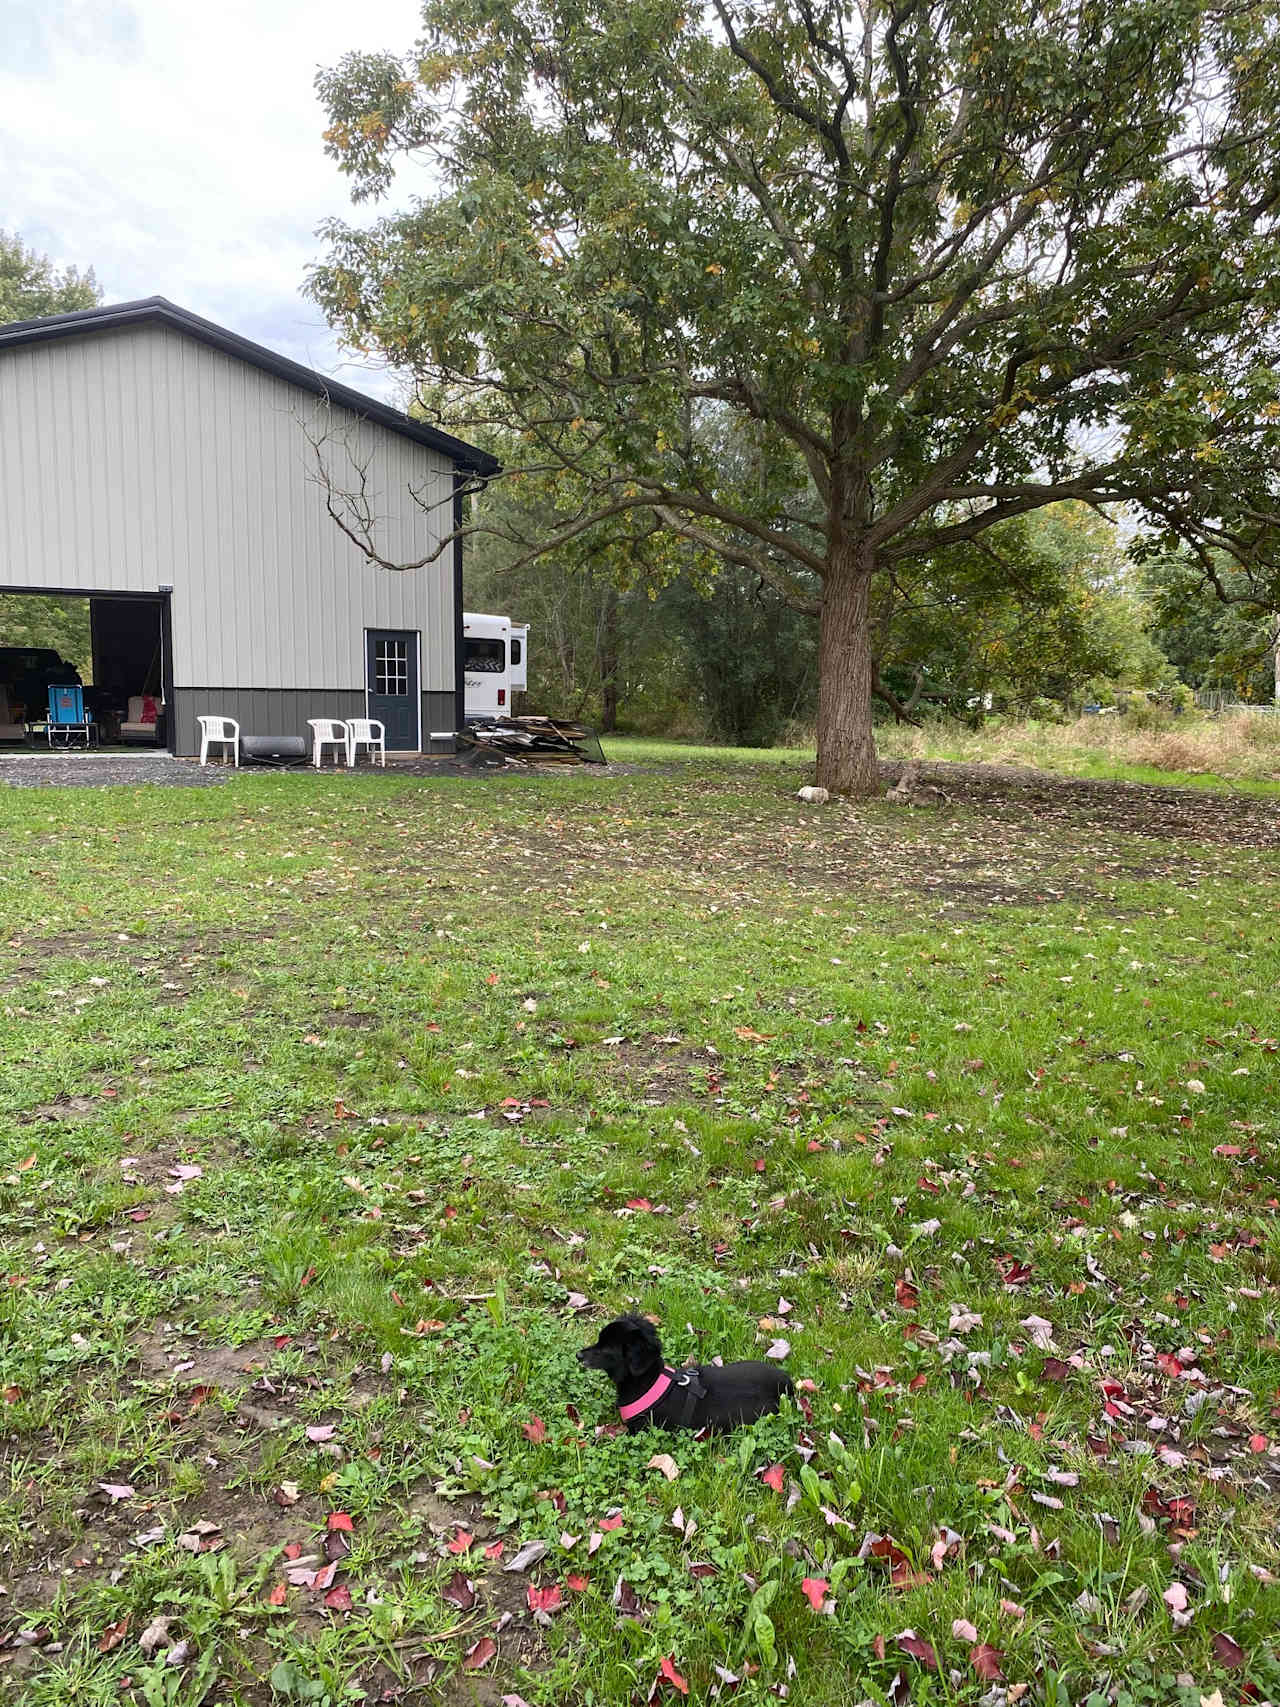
(1, 749, 1278, 1706)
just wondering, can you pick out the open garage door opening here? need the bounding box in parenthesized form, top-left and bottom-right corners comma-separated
(0, 589, 171, 750)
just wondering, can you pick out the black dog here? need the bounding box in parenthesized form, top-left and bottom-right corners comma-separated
(578, 1314, 793, 1434)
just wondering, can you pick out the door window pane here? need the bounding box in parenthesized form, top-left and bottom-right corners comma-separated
(375, 638, 409, 695)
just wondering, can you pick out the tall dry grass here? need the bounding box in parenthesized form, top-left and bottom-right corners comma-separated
(877, 708, 1280, 783)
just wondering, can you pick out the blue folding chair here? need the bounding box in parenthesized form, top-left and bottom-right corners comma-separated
(47, 684, 92, 747)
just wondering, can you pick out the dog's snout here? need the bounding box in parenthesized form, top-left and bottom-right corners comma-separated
(576, 1347, 592, 1366)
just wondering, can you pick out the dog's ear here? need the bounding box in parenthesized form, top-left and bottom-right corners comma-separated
(623, 1315, 662, 1375)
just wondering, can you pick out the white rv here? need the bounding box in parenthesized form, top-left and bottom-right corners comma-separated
(463, 612, 528, 720)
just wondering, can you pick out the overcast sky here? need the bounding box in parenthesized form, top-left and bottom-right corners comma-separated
(0, 0, 426, 402)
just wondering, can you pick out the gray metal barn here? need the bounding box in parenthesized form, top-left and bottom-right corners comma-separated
(0, 297, 497, 756)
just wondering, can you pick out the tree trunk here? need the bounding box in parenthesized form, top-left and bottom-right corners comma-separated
(598, 584, 621, 733)
(815, 545, 880, 796)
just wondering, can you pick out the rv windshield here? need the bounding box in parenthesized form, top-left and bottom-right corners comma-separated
(465, 638, 505, 673)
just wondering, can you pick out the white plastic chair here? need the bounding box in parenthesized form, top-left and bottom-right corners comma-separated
(345, 718, 386, 768)
(307, 718, 349, 769)
(198, 714, 240, 767)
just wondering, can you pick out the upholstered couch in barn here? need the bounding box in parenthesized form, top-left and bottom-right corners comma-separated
(120, 695, 164, 744)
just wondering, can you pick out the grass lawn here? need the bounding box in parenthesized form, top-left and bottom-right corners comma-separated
(1, 745, 1278, 1707)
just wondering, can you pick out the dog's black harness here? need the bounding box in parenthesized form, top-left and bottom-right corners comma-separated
(621, 1365, 707, 1428)
(665, 1366, 707, 1428)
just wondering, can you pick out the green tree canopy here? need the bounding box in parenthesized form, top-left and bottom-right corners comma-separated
(0, 231, 99, 325)
(1142, 551, 1278, 700)
(311, 0, 1280, 792)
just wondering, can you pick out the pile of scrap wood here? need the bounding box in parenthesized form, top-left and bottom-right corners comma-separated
(457, 715, 606, 766)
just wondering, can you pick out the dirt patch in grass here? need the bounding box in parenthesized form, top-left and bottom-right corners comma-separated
(403, 759, 1274, 922)
(883, 758, 1280, 847)
(607, 1037, 723, 1104)
(19, 1092, 106, 1123)
(130, 1328, 279, 1388)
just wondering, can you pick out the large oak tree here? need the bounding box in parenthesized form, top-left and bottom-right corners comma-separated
(311, 0, 1280, 792)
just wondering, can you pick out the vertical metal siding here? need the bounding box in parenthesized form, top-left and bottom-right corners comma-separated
(0, 323, 456, 692)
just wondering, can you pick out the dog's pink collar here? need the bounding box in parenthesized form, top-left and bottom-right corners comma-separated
(619, 1368, 673, 1422)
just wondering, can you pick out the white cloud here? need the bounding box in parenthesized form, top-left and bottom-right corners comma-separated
(0, 0, 429, 401)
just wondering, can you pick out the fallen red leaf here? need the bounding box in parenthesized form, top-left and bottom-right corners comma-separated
(448, 1530, 474, 1554)
(1041, 1357, 1073, 1382)
(484, 1541, 505, 1560)
(327, 1512, 354, 1532)
(463, 1637, 497, 1670)
(626, 1197, 653, 1211)
(761, 1464, 785, 1492)
(970, 1644, 1005, 1681)
(1155, 1352, 1184, 1379)
(895, 1276, 919, 1311)
(97, 1616, 129, 1654)
(442, 1570, 477, 1611)
(566, 1573, 590, 1591)
(1212, 1632, 1246, 1668)
(800, 1577, 829, 1611)
(527, 1584, 563, 1613)
(996, 1255, 1032, 1286)
(522, 1416, 547, 1444)
(283, 1543, 302, 1561)
(324, 1583, 353, 1611)
(267, 1582, 288, 1606)
(1249, 1434, 1269, 1454)
(599, 1512, 625, 1532)
(897, 1632, 938, 1670)
(658, 1656, 689, 1696)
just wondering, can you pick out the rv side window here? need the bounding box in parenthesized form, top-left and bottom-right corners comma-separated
(465, 638, 505, 673)
(510, 637, 522, 666)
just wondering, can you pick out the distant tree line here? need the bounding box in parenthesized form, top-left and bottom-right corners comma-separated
(468, 482, 1275, 740)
